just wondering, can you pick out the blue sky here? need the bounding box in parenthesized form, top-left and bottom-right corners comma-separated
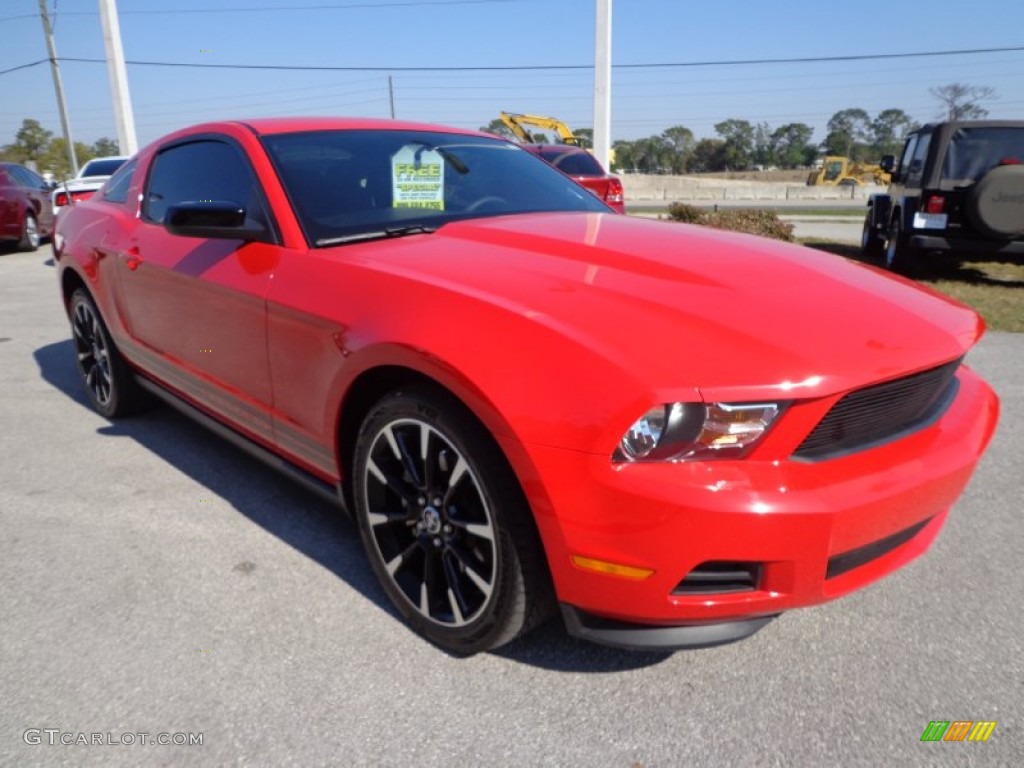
(2, 0, 1022, 150)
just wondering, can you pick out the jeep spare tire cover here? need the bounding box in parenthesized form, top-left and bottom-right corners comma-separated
(966, 164, 1024, 239)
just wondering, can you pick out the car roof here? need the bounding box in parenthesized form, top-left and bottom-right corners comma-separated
(914, 120, 1024, 132)
(238, 117, 492, 138)
(521, 143, 587, 155)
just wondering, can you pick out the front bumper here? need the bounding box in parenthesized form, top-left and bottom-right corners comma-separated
(525, 366, 998, 648)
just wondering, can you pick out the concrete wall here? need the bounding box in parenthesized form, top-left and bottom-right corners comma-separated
(621, 173, 885, 203)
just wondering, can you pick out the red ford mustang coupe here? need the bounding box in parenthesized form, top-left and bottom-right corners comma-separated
(54, 118, 999, 654)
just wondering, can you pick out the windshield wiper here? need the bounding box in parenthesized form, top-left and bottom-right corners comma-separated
(316, 224, 438, 247)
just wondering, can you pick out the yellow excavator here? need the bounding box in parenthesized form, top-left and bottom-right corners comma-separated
(499, 111, 616, 166)
(806, 156, 891, 186)
(499, 112, 589, 147)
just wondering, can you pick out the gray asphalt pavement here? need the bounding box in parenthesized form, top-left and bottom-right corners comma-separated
(1, 246, 1021, 767)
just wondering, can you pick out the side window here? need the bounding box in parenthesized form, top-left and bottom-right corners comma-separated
(0, 169, 13, 187)
(10, 165, 45, 189)
(101, 158, 137, 204)
(896, 136, 918, 182)
(905, 132, 931, 187)
(142, 139, 268, 227)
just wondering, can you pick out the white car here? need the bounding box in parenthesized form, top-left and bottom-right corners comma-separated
(52, 156, 129, 214)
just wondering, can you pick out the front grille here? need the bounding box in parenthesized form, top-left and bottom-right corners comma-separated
(793, 358, 962, 461)
(672, 561, 761, 595)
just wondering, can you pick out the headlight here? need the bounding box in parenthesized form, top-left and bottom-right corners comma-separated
(615, 402, 785, 463)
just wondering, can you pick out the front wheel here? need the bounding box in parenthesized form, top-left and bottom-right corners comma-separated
(861, 214, 884, 261)
(884, 217, 917, 276)
(69, 289, 147, 418)
(353, 385, 552, 654)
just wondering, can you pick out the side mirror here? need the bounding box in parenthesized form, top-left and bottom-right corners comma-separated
(164, 201, 270, 242)
(879, 155, 896, 173)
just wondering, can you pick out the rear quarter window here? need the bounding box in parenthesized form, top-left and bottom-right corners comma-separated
(101, 158, 137, 204)
(542, 150, 604, 176)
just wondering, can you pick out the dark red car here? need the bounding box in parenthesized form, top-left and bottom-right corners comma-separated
(521, 143, 625, 212)
(0, 162, 55, 251)
(54, 118, 997, 654)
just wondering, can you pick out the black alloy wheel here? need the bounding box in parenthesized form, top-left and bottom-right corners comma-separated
(69, 289, 145, 418)
(353, 386, 551, 653)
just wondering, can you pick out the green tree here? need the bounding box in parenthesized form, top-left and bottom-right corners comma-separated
(661, 125, 695, 172)
(770, 123, 815, 168)
(91, 137, 121, 156)
(823, 108, 871, 159)
(41, 139, 94, 179)
(479, 118, 517, 140)
(572, 127, 593, 148)
(714, 119, 755, 169)
(6, 119, 53, 163)
(752, 122, 775, 168)
(870, 109, 916, 157)
(930, 83, 996, 120)
(689, 138, 727, 172)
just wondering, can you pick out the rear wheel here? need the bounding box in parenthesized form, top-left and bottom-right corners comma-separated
(69, 289, 147, 418)
(353, 385, 552, 654)
(18, 213, 40, 252)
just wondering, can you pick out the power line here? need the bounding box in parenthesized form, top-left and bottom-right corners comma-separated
(0, 0, 523, 21)
(44, 45, 1024, 74)
(0, 59, 50, 76)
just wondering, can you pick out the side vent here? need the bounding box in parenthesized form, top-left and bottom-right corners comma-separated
(672, 561, 761, 595)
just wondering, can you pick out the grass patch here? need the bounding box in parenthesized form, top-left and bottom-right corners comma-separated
(666, 203, 794, 242)
(803, 241, 1024, 333)
(628, 205, 865, 217)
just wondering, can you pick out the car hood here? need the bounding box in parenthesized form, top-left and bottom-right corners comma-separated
(354, 212, 982, 401)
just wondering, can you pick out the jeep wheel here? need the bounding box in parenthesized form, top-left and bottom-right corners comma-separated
(861, 214, 884, 261)
(885, 218, 917, 276)
(966, 164, 1024, 239)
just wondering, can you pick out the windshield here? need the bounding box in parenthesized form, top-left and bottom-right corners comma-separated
(941, 126, 1024, 184)
(262, 129, 610, 247)
(80, 158, 127, 177)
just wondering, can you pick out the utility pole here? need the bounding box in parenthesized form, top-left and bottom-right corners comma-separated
(592, 0, 612, 170)
(38, 0, 78, 175)
(388, 75, 395, 119)
(98, 0, 138, 154)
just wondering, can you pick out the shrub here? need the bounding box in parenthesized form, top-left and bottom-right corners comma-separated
(665, 203, 794, 242)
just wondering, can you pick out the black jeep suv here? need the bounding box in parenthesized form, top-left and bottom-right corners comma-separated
(861, 120, 1024, 273)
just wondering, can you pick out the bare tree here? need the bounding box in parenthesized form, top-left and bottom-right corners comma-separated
(930, 83, 997, 121)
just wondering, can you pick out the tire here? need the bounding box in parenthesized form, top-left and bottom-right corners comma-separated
(884, 216, 917, 276)
(69, 289, 147, 418)
(18, 212, 40, 252)
(965, 164, 1024, 239)
(861, 213, 884, 261)
(353, 385, 552, 654)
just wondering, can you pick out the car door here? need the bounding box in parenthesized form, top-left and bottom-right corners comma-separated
(0, 168, 19, 240)
(116, 136, 279, 444)
(8, 164, 55, 236)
